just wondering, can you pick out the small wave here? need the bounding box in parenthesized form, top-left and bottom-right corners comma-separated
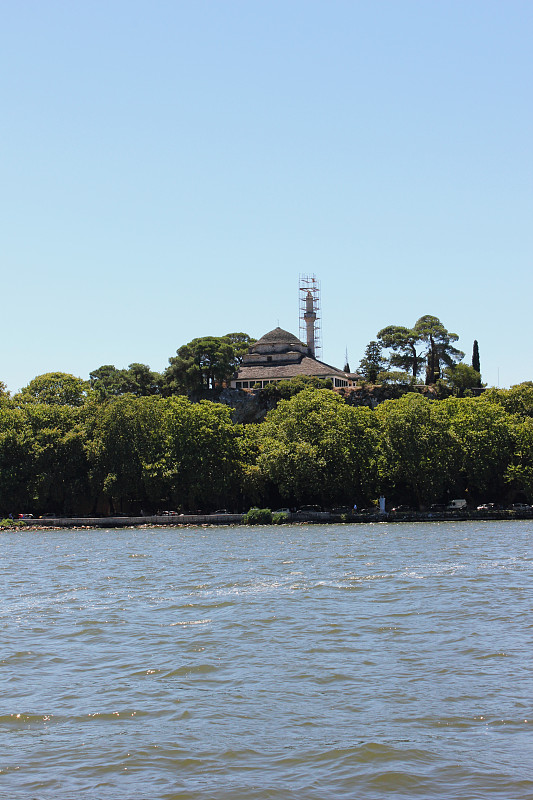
(163, 663, 218, 677)
(210, 581, 283, 596)
(0, 713, 54, 725)
(0, 651, 35, 665)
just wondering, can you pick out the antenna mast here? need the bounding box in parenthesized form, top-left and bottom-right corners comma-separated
(299, 274, 321, 358)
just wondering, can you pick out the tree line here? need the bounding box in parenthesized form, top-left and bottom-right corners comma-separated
(16, 313, 480, 405)
(1, 315, 480, 413)
(1, 377, 532, 516)
(88, 333, 255, 400)
(358, 315, 482, 390)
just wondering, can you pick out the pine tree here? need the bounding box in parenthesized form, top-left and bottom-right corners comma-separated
(414, 315, 464, 385)
(377, 325, 424, 379)
(358, 341, 386, 383)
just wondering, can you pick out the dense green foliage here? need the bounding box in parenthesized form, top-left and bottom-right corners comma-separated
(358, 341, 386, 383)
(442, 363, 483, 392)
(163, 333, 255, 394)
(88, 334, 255, 401)
(376, 316, 464, 384)
(89, 364, 162, 400)
(243, 507, 273, 524)
(375, 394, 457, 506)
(3, 320, 526, 517)
(258, 375, 333, 400)
(1, 377, 533, 516)
(16, 372, 91, 406)
(0, 518, 24, 528)
(257, 389, 378, 507)
(377, 325, 425, 379)
(484, 382, 533, 418)
(414, 315, 464, 384)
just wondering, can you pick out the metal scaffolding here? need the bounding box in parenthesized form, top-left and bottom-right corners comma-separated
(299, 274, 321, 358)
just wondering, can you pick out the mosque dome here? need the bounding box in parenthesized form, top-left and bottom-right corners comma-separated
(252, 327, 306, 349)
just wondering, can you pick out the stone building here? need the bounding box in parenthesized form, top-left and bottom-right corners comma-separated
(231, 327, 355, 390)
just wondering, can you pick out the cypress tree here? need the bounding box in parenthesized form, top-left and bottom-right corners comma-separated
(472, 340, 481, 386)
(343, 348, 351, 373)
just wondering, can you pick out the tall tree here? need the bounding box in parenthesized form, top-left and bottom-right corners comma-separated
(24, 403, 90, 514)
(16, 373, 91, 406)
(257, 388, 379, 506)
(161, 397, 242, 510)
(124, 363, 162, 396)
(472, 340, 480, 373)
(89, 365, 130, 399)
(90, 364, 162, 400)
(0, 406, 35, 511)
(375, 393, 458, 507)
(506, 417, 533, 502)
(224, 332, 256, 357)
(87, 395, 168, 512)
(358, 341, 386, 383)
(442, 396, 516, 502)
(413, 315, 464, 385)
(377, 325, 424, 379)
(163, 333, 254, 395)
(472, 340, 482, 387)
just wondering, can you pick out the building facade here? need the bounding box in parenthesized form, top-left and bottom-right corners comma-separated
(231, 327, 354, 390)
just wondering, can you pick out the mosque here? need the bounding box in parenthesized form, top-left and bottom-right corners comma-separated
(231, 287, 355, 390)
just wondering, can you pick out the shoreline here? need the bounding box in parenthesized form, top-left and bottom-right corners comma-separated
(2, 508, 533, 530)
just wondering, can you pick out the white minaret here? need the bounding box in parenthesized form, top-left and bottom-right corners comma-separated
(299, 274, 321, 358)
(304, 290, 316, 356)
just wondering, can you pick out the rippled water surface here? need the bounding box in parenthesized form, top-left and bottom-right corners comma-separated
(1, 521, 532, 799)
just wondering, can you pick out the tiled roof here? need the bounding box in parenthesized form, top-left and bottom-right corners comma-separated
(253, 327, 306, 347)
(236, 356, 348, 380)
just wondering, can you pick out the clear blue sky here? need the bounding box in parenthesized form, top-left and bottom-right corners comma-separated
(2, 0, 532, 392)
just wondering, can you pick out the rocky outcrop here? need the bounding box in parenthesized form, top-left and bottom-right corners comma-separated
(343, 383, 448, 408)
(188, 383, 483, 423)
(218, 387, 278, 423)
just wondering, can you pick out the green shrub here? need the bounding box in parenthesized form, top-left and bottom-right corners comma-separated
(243, 507, 273, 524)
(259, 376, 333, 401)
(272, 511, 289, 524)
(0, 518, 25, 529)
(377, 370, 414, 386)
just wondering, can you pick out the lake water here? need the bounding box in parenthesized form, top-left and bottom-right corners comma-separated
(1, 521, 532, 800)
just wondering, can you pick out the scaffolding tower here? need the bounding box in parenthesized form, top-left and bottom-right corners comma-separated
(299, 274, 321, 358)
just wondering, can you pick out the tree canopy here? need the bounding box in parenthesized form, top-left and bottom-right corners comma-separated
(442, 363, 482, 393)
(377, 325, 425, 379)
(257, 388, 378, 506)
(375, 393, 457, 506)
(1, 383, 533, 515)
(16, 373, 91, 406)
(483, 382, 533, 419)
(358, 341, 386, 383)
(377, 316, 464, 384)
(414, 315, 464, 384)
(163, 333, 255, 395)
(89, 363, 162, 400)
(1, 330, 533, 516)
